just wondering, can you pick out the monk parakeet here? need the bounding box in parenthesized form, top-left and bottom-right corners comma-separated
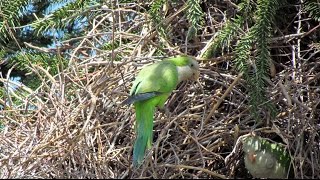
(123, 55, 200, 166)
(242, 135, 291, 179)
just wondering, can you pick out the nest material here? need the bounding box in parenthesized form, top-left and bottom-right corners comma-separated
(0, 1, 320, 179)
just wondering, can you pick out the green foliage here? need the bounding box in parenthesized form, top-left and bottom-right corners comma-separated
(9, 51, 65, 75)
(185, 0, 204, 40)
(304, 0, 320, 21)
(234, 32, 253, 79)
(202, 0, 281, 121)
(7, 51, 67, 89)
(21, 74, 42, 90)
(102, 41, 120, 51)
(246, 0, 279, 120)
(102, 39, 133, 61)
(202, 16, 246, 59)
(200, 0, 254, 59)
(31, 0, 96, 35)
(0, 0, 30, 43)
(0, 0, 99, 92)
(148, 0, 205, 42)
(238, 0, 254, 15)
(148, 0, 167, 38)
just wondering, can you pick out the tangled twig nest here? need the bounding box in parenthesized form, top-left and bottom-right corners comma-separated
(1, 1, 320, 179)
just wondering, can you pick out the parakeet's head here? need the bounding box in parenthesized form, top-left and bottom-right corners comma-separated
(166, 55, 200, 83)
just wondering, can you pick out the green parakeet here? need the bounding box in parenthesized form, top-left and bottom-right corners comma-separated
(123, 55, 200, 166)
(242, 135, 291, 179)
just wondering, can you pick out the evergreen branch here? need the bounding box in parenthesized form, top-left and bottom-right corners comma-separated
(31, 0, 95, 36)
(148, 0, 167, 38)
(200, 15, 245, 59)
(304, 0, 320, 22)
(238, 0, 254, 16)
(247, 0, 280, 120)
(185, 0, 204, 40)
(8, 50, 66, 76)
(0, 0, 29, 43)
(200, 0, 253, 59)
(234, 32, 253, 77)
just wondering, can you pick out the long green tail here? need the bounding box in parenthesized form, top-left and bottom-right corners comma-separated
(133, 101, 155, 167)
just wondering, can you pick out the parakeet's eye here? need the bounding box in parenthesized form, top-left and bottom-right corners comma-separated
(190, 64, 194, 67)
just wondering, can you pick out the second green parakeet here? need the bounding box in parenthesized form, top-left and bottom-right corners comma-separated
(123, 55, 200, 166)
(242, 135, 291, 179)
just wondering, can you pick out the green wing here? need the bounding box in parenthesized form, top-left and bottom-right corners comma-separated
(128, 61, 179, 105)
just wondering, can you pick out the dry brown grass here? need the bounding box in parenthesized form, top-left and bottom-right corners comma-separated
(1, 1, 320, 179)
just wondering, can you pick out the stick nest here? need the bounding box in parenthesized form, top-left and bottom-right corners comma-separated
(1, 1, 320, 179)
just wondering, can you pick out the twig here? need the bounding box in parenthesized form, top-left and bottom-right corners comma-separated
(204, 72, 243, 125)
(161, 164, 227, 179)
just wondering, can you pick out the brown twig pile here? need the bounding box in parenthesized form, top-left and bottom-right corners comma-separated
(1, 1, 320, 179)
